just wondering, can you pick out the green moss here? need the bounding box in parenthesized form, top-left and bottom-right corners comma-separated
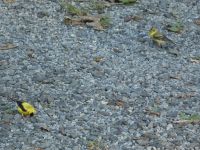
(100, 16, 111, 28)
(191, 56, 200, 61)
(91, 1, 106, 11)
(59, 0, 87, 16)
(67, 3, 87, 16)
(120, 0, 137, 5)
(166, 21, 184, 33)
(87, 139, 108, 150)
(179, 112, 200, 121)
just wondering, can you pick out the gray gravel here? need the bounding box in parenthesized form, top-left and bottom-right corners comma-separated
(0, 0, 200, 149)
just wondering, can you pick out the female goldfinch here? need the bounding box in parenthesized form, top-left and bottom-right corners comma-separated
(16, 101, 36, 116)
(148, 27, 174, 47)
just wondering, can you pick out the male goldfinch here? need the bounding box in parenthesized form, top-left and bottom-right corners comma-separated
(16, 101, 36, 116)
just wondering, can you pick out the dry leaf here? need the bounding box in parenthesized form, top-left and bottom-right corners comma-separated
(173, 120, 200, 125)
(107, 99, 125, 107)
(175, 92, 196, 99)
(116, 100, 124, 107)
(40, 126, 50, 132)
(112, 48, 122, 53)
(94, 56, 104, 62)
(3, 0, 16, 4)
(191, 59, 200, 63)
(124, 15, 142, 22)
(106, 0, 137, 5)
(169, 75, 181, 80)
(0, 60, 8, 66)
(64, 15, 108, 30)
(64, 16, 84, 25)
(59, 127, 67, 136)
(144, 108, 160, 116)
(35, 148, 44, 150)
(0, 120, 12, 125)
(0, 43, 17, 50)
(190, 56, 200, 63)
(194, 19, 200, 25)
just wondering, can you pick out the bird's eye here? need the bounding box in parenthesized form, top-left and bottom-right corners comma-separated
(30, 113, 34, 117)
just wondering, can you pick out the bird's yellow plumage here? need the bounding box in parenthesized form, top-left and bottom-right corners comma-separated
(16, 101, 36, 116)
(148, 27, 174, 47)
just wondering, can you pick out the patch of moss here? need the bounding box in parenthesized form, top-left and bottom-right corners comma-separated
(100, 16, 111, 28)
(120, 0, 137, 5)
(179, 112, 200, 121)
(59, 0, 87, 16)
(166, 21, 184, 33)
(91, 1, 106, 11)
(87, 139, 108, 150)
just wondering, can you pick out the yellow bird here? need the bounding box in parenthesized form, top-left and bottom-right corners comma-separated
(148, 27, 174, 47)
(16, 101, 36, 116)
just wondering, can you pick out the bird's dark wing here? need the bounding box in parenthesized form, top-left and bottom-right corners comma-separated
(16, 101, 27, 112)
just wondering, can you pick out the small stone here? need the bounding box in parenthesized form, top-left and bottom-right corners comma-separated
(32, 72, 46, 82)
(166, 124, 173, 130)
(147, 146, 156, 150)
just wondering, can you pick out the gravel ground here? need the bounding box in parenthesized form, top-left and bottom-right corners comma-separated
(0, 0, 200, 149)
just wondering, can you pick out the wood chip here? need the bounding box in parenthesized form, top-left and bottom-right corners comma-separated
(144, 108, 160, 116)
(169, 75, 181, 80)
(0, 43, 18, 50)
(40, 126, 50, 132)
(35, 148, 44, 150)
(116, 100, 124, 107)
(64, 15, 106, 30)
(173, 120, 200, 125)
(176, 92, 196, 99)
(194, 19, 200, 25)
(124, 15, 142, 22)
(3, 0, 16, 4)
(59, 127, 67, 136)
(191, 59, 200, 63)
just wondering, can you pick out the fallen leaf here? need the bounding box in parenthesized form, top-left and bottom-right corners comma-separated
(0, 120, 12, 125)
(190, 56, 200, 63)
(64, 15, 110, 30)
(112, 48, 122, 53)
(124, 15, 142, 22)
(167, 48, 180, 56)
(107, 99, 125, 107)
(194, 19, 200, 25)
(0, 60, 8, 66)
(40, 126, 50, 132)
(169, 75, 181, 80)
(116, 100, 124, 107)
(144, 108, 160, 116)
(35, 148, 44, 150)
(94, 56, 104, 62)
(0, 43, 18, 50)
(59, 127, 67, 136)
(27, 49, 35, 58)
(176, 92, 196, 99)
(191, 59, 200, 63)
(173, 120, 200, 125)
(3, 0, 15, 4)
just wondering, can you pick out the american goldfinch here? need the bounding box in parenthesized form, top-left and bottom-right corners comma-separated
(148, 27, 174, 47)
(16, 101, 36, 116)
